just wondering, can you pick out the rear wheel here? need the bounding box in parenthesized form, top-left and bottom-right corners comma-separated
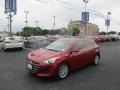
(94, 56, 100, 65)
(57, 63, 69, 79)
(2, 47, 7, 51)
(20, 47, 23, 50)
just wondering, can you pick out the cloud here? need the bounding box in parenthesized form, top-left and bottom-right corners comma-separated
(0, 0, 120, 32)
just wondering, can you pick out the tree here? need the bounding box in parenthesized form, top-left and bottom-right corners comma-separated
(41, 29, 49, 35)
(33, 27, 42, 36)
(20, 27, 42, 37)
(99, 31, 106, 35)
(108, 31, 117, 35)
(20, 27, 34, 37)
(71, 27, 80, 36)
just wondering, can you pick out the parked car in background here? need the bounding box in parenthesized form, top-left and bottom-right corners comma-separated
(94, 36, 103, 43)
(99, 35, 106, 42)
(48, 35, 64, 43)
(24, 36, 50, 49)
(109, 34, 119, 41)
(118, 35, 120, 40)
(0, 36, 4, 48)
(2, 36, 24, 51)
(26, 38, 100, 79)
(85, 36, 101, 43)
(14, 36, 24, 42)
(104, 35, 111, 41)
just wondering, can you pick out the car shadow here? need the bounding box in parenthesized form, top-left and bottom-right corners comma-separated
(4, 48, 23, 52)
(26, 72, 58, 83)
(25, 63, 101, 83)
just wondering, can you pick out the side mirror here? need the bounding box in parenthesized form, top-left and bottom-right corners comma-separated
(72, 49, 79, 52)
(70, 49, 79, 54)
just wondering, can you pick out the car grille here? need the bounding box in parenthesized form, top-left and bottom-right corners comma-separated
(27, 60, 40, 71)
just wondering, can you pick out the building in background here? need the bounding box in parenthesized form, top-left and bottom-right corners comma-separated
(68, 20, 99, 36)
(0, 31, 15, 37)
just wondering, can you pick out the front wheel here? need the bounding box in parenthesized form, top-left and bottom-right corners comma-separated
(57, 63, 69, 79)
(93, 56, 100, 65)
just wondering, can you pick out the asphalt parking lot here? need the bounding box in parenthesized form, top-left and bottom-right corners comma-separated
(0, 41, 120, 90)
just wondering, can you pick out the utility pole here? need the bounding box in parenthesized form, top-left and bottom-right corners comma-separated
(6, 16, 10, 32)
(106, 12, 111, 35)
(4, 0, 17, 36)
(9, 11, 12, 35)
(35, 20, 39, 27)
(5, 0, 17, 36)
(84, 0, 88, 12)
(53, 16, 56, 35)
(24, 11, 29, 27)
(53, 16, 56, 30)
(83, 0, 89, 36)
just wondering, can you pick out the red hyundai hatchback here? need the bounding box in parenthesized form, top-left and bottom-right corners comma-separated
(26, 38, 100, 79)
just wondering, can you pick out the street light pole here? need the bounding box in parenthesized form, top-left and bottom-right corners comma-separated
(6, 16, 10, 32)
(53, 16, 56, 35)
(84, 0, 88, 12)
(4, 0, 17, 36)
(53, 16, 56, 30)
(83, 0, 89, 36)
(106, 12, 111, 35)
(9, 11, 12, 35)
(35, 21, 39, 27)
(24, 11, 29, 27)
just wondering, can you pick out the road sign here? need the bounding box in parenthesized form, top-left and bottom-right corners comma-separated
(5, 0, 10, 13)
(5, 0, 17, 14)
(11, 0, 17, 13)
(82, 12, 89, 22)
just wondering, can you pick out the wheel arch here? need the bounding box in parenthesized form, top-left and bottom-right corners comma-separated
(96, 52, 100, 59)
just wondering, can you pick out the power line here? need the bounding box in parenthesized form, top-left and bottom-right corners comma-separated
(36, 0, 52, 4)
(36, 0, 81, 11)
(36, 0, 120, 25)
(55, 0, 74, 6)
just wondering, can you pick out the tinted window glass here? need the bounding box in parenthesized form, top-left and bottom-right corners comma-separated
(73, 41, 85, 50)
(9, 37, 15, 40)
(73, 39, 94, 50)
(45, 39, 72, 52)
(82, 40, 95, 47)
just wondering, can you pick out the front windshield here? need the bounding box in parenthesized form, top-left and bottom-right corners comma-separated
(45, 39, 71, 52)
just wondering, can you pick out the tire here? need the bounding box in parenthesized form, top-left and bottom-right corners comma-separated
(57, 63, 69, 79)
(2, 47, 7, 51)
(20, 47, 23, 50)
(93, 56, 100, 65)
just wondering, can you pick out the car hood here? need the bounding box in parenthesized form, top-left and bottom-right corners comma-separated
(28, 48, 64, 62)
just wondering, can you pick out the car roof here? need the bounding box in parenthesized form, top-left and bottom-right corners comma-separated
(59, 38, 79, 41)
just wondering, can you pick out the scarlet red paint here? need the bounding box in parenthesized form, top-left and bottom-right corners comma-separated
(26, 38, 100, 78)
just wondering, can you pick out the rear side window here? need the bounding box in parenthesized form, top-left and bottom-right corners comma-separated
(73, 39, 95, 50)
(83, 40, 95, 47)
(73, 41, 86, 50)
(9, 38, 15, 40)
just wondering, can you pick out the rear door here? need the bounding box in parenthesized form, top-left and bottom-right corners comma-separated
(81, 40, 96, 65)
(69, 41, 87, 69)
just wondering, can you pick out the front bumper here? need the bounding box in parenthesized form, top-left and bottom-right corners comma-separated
(26, 60, 58, 78)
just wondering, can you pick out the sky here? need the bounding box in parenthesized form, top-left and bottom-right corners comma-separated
(0, 0, 120, 32)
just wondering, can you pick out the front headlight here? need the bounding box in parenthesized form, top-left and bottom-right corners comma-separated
(42, 57, 59, 64)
